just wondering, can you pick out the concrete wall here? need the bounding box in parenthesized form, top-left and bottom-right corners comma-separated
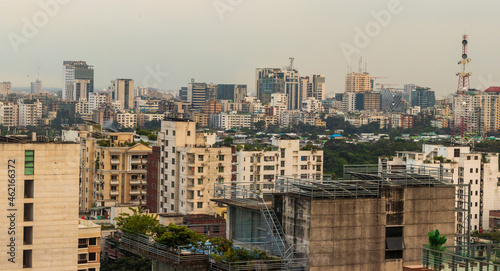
(285, 186, 455, 271)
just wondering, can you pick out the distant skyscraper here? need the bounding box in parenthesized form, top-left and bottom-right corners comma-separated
(403, 84, 416, 102)
(345, 72, 371, 93)
(30, 79, 42, 94)
(309, 74, 325, 100)
(179, 87, 188, 103)
(0, 82, 12, 96)
(381, 88, 404, 112)
(217, 84, 247, 102)
(411, 87, 436, 108)
(109, 79, 134, 110)
(62, 61, 94, 100)
(188, 82, 210, 111)
(256, 68, 285, 105)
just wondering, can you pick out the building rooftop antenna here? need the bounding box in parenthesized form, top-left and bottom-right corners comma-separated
(456, 34, 472, 95)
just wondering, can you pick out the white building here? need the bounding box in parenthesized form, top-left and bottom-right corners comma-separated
(0, 102, 19, 127)
(211, 113, 252, 130)
(18, 100, 42, 127)
(236, 137, 323, 185)
(301, 97, 324, 113)
(89, 92, 109, 112)
(116, 112, 137, 128)
(383, 144, 500, 232)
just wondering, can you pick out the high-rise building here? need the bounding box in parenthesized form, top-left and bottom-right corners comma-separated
(0, 102, 19, 127)
(256, 67, 300, 110)
(345, 72, 371, 93)
(88, 92, 110, 112)
(411, 87, 435, 108)
(363, 92, 381, 111)
(403, 84, 416, 102)
(179, 87, 188, 103)
(158, 119, 232, 214)
(0, 139, 81, 270)
(30, 79, 42, 94)
(18, 100, 42, 127)
(217, 84, 247, 102)
(0, 82, 12, 96)
(381, 88, 404, 112)
(309, 74, 325, 100)
(109, 79, 134, 110)
(66, 79, 91, 101)
(187, 82, 210, 111)
(62, 61, 94, 100)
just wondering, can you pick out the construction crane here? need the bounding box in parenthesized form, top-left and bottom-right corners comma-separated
(376, 83, 400, 91)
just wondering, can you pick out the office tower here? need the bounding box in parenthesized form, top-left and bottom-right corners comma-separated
(66, 79, 91, 101)
(256, 67, 300, 110)
(381, 88, 404, 112)
(179, 87, 188, 103)
(345, 72, 371, 93)
(0, 82, 12, 96)
(363, 92, 381, 111)
(30, 79, 42, 94)
(256, 68, 285, 105)
(0, 138, 81, 270)
(310, 74, 325, 100)
(403, 84, 416, 102)
(217, 84, 247, 102)
(187, 82, 215, 111)
(62, 61, 94, 100)
(411, 87, 436, 108)
(109, 79, 134, 110)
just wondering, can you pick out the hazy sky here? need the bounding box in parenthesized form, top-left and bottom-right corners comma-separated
(1, 0, 499, 97)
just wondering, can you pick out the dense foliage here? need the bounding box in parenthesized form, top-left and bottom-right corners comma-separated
(323, 138, 422, 178)
(114, 207, 160, 236)
(155, 223, 207, 247)
(100, 253, 151, 271)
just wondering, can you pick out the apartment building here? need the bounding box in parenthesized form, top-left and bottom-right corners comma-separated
(88, 92, 109, 112)
(0, 81, 12, 96)
(0, 102, 19, 127)
(0, 139, 80, 270)
(383, 144, 500, 232)
(236, 136, 323, 184)
(80, 132, 152, 212)
(18, 100, 42, 127)
(77, 219, 101, 271)
(210, 112, 252, 130)
(345, 72, 371, 93)
(158, 119, 231, 215)
(116, 112, 137, 128)
(109, 79, 134, 110)
(62, 61, 94, 101)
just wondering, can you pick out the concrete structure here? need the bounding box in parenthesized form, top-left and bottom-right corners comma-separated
(210, 112, 252, 130)
(109, 79, 134, 110)
(88, 92, 109, 112)
(214, 169, 455, 271)
(30, 79, 42, 94)
(217, 84, 247, 102)
(66, 79, 91, 102)
(146, 146, 161, 213)
(0, 139, 80, 270)
(62, 61, 94, 100)
(116, 112, 137, 128)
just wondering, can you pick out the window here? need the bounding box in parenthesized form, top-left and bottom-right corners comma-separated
(198, 155, 204, 161)
(25, 150, 34, 175)
(467, 156, 471, 160)
(171, 193, 174, 199)
(23, 227, 33, 245)
(112, 165, 118, 170)
(89, 252, 97, 262)
(301, 156, 307, 161)
(172, 158, 175, 164)
(24, 180, 34, 198)
(476, 168, 479, 173)
(171, 181, 175, 188)
(198, 167, 203, 173)
(454, 149, 460, 157)
(218, 167, 224, 173)
(197, 202, 203, 208)
(173, 130, 175, 136)
(213, 225, 220, 233)
(470, 168, 473, 173)
(280, 161, 285, 167)
(475, 156, 478, 160)
(78, 253, 87, 264)
(187, 131, 191, 136)
(264, 165, 275, 171)
(198, 179, 203, 185)
(171, 204, 174, 211)
(24, 203, 33, 222)
(317, 165, 321, 172)
(197, 190, 202, 197)
(23, 250, 32, 268)
(385, 227, 404, 259)
(219, 155, 224, 161)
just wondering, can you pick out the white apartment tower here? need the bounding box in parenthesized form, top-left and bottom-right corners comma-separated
(18, 100, 42, 127)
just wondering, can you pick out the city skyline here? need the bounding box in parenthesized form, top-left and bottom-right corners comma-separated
(1, 0, 500, 96)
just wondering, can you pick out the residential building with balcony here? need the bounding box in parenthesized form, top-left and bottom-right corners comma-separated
(78, 219, 101, 271)
(158, 118, 231, 215)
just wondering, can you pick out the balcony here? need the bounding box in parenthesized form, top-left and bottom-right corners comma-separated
(130, 190, 146, 196)
(110, 190, 119, 196)
(110, 180, 119, 185)
(131, 158, 148, 164)
(111, 159, 120, 164)
(130, 179, 142, 185)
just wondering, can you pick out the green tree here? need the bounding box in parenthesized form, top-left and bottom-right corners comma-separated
(427, 229, 447, 271)
(224, 136, 234, 145)
(253, 120, 266, 131)
(155, 223, 207, 247)
(101, 254, 151, 271)
(114, 207, 160, 236)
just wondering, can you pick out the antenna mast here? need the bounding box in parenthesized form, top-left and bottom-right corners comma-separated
(456, 34, 472, 94)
